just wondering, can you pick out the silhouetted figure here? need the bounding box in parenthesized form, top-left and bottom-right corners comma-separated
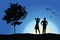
(35, 18, 40, 34)
(41, 18, 48, 34)
(2, 3, 27, 34)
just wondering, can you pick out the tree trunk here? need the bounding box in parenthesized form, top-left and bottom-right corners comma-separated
(14, 25, 15, 34)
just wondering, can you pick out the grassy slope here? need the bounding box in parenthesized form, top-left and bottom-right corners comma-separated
(0, 33, 60, 40)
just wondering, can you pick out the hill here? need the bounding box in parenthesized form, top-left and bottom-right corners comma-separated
(0, 33, 60, 40)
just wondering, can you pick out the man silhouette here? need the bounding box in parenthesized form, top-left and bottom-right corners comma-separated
(41, 18, 48, 34)
(35, 18, 40, 34)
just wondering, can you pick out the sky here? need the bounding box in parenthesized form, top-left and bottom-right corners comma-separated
(0, 0, 60, 34)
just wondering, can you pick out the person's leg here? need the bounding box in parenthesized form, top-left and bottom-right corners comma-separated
(42, 28, 44, 34)
(44, 26, 46, 34)
(43, 29, 45, 34)
(35, 29, 37, 34)
(43, 26, 45, 34)
(43, 26, 46, 34)
(38, 29, 40, 34)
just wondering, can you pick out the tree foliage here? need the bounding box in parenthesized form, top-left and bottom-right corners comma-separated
(2, 3, 27, 26)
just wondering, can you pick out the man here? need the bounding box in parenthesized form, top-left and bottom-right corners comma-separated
(41, 18, 48, 34)
(35, 18, 40, 34)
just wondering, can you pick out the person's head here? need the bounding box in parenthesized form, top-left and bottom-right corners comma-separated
(35, 18, 40, 21)
(44, 18, 46, 20)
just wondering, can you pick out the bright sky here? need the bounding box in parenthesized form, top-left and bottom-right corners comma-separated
(23, 20, 60, 34)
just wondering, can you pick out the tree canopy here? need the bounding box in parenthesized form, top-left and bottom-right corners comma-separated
(2, 3, 27, 26)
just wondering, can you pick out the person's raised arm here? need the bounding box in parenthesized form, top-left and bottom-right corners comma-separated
(41, 21, 43, 25)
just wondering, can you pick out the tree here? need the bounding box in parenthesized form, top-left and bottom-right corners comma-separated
(2, 3, 27, 34)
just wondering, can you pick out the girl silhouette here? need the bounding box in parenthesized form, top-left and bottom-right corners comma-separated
(35, 18, 40, 34)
